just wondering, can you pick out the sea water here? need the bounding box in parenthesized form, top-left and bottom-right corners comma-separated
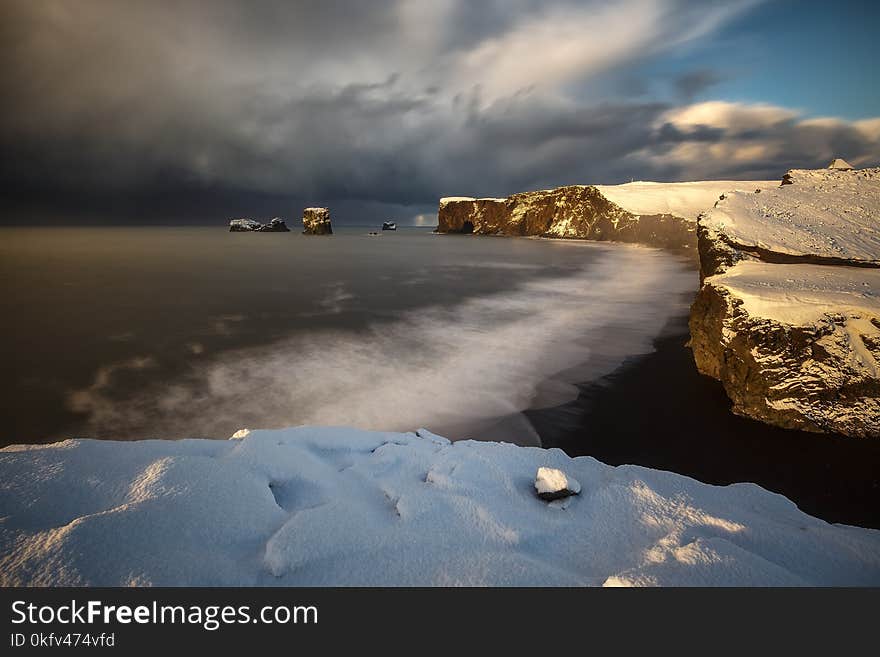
(0, 226, 696, 445)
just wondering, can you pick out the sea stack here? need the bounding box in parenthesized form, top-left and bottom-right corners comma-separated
(302, 207, 333, 235)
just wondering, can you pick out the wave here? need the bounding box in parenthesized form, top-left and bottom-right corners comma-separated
(69, 244, 696, 445)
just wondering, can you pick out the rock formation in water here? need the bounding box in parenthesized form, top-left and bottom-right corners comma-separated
(302, 207, 333, 235)
(689, 166, 880, 438)
(436, 180, 771, 252)
(258, 217, 291, 232)
(229, 217, 290, 232)
(229, 218, 262, 231)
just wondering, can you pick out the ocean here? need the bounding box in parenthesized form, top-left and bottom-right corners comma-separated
(1, 225, 695, 445)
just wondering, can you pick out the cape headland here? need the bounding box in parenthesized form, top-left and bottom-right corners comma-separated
(436, 180, 772, 252)
(439, 166, 879, 438)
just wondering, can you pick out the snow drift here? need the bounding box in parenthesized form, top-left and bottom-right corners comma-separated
(2, 427, 879, 586)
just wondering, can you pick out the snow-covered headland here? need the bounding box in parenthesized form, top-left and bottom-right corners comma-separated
(437, 180, 774, 249)
(2, 427, 879, 586)
(691, 167, 880, 437)
(439, 167, 879, 437)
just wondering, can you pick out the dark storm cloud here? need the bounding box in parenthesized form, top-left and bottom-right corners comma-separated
(1, 0, 878, 224)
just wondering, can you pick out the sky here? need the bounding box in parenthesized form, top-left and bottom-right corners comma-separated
(1, 0, 878, 225)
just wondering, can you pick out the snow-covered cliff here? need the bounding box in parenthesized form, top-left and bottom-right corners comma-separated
(437, 180, 772, 250)
(690, 168, 880, 437)
(2, 427, 879, 586)
(438, 169, 879, 437)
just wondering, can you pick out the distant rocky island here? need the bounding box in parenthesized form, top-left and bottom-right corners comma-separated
(229, 217, 290, 232)
(228, 208, 335, 235)
(438, 163, 880, 438)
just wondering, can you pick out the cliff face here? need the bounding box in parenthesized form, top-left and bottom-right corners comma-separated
(302, 207, 332, 235)
(438, 186, 696, 250)
(690, 168, 880, 438)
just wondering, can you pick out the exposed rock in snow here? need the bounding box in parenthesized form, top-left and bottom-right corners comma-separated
(2, 427, 879, 586)
(691, 167, 880, 437)
(302, 207, 332, 235)
(437, 180, 772, 250)
(534, 466, 581, 501)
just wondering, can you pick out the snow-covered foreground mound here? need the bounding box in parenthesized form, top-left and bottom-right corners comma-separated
(2, 427, 879, 586)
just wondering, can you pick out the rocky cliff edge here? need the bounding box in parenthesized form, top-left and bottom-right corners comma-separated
(690, 168, 880, 438)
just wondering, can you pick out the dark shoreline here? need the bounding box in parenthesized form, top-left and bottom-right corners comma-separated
(530, 298, 880, 530)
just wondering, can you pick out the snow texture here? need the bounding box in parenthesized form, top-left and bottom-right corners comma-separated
(2, 427, 879, 586)
(596, 180, 774, 221)
(707, 260, 880, 329)
(700, 168, 880, 264)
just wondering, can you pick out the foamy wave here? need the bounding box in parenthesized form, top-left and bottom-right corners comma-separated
(70, 245, 696, 445)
